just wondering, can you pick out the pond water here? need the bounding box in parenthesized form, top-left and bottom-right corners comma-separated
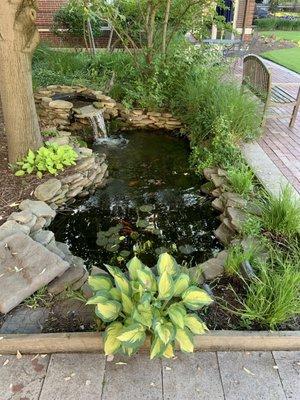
(52, 131, 222, 269)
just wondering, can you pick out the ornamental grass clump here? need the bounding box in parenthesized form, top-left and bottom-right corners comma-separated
(88, 253, 213, 359)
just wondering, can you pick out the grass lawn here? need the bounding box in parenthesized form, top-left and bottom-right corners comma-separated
(260, 30, 300, 43)
(261, 47, 300, 74)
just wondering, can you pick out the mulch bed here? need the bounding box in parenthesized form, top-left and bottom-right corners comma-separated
(252, 33, 296, 55)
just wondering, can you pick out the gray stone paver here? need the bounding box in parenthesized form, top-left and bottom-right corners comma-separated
(218, 351, 287, 400)
(101, 353, 163, 400)
(0, 351, 299, 399)
(273, 351, 300, 400)
(162, 352, 225, 400)
(0, 354, 50, 400)
(39, 353, 105, 400)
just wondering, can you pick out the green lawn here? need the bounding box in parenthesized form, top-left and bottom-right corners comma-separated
(260, 30, 300, 43)
(261, 47, 300, 74)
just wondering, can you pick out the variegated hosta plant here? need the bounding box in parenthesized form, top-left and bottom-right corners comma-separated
(87, 253, 213, 359)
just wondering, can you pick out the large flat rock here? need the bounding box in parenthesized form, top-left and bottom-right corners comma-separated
(0, 233, 69, 314)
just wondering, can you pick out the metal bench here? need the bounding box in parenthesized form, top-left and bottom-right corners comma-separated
(242, 54, 300, 128)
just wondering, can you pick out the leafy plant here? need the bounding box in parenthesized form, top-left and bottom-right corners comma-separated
(227, 164, 254, 197)
(255, 17, 300, 31)
(41, 129, 59, 138)
(15, 143, 78, 178)
(260, 186, 300, 237)
(88, 253, 213, 358)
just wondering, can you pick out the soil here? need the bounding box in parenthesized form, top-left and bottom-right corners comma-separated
(252, 32, 296, 55)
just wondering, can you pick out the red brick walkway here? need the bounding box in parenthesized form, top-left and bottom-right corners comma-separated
(238, 60, 300, 194)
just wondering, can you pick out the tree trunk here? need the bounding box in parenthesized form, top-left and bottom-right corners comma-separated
(162, 0, 172, 56)
(0, 0, 42, 163)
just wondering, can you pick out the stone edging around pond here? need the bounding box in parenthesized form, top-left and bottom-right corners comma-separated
(0, 331, 299, 354)
(34, 85, 183, 132)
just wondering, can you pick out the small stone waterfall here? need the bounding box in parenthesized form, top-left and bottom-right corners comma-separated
(88, 109, 107, 139)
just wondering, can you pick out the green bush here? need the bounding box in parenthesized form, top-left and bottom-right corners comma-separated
(88, 253, 212, 358)
(255, 17, 300, 31)
(260, 186, 300, 237)
(227, 164, 254, 197)
(15, 143, 78, 178)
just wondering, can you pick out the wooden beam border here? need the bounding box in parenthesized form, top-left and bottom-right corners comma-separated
(0, 331, 299, 354)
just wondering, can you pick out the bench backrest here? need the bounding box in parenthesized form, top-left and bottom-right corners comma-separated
(242, 54, 271, 102)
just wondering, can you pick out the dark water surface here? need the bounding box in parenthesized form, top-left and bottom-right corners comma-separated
(52, 131, 222, 269)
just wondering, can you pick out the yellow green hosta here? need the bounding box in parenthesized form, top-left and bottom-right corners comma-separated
(157, 253, 178, 276)
(184, 314, 208, 334)
(89, 253, 213, 359)
(182, 286, 213, 310)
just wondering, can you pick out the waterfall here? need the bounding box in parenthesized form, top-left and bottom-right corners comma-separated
(88, 109, 107, 139)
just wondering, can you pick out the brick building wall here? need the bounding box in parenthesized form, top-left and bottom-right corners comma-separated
(37, 0, 256, 47)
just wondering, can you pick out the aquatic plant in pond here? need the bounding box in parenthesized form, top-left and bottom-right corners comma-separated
(52, 131, 222, 268)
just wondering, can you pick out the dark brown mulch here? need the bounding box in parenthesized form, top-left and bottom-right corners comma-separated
(252, 33, 296, 55)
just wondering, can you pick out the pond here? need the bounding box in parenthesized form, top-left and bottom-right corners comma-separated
(52, 130, 222, 269)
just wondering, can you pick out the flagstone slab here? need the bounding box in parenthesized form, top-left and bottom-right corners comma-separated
(273, 351, 300, 400)
(0, 354, 49, 400)
(39, 353, 105, 400)
(0, 233, 69, 314)
(218, 351, 286, 400)
(102, 353, 163, 400)
(162, 352, 224, 400)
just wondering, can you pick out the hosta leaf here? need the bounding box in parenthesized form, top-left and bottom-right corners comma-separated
(110, 287, 122, 301)
(158, 271, 174, 300)
(175, 328, 194, 353)
(106, 265, 131, 296)
(88, 274, 112, 291)
(150, 336, 166, 360)
(86, 290, 110, 305)
(121, 292, 134, 315)
(127, 256, 143, 280)
(133, 304, 153, 328)
(15, 170, 25, 176)
(137, 267, 157, 291)
(104, 322, 123, 355)
(155, 322, 175, 345)
(173, 273, 190, 297)
(117, 323, 146, 348)
(184, 314, 208, 335)
(163, 343, 175, 359)
(168, 303, 186, 329)
(157, 253, 178, 276)
(95, 300, 121, 323)
(182, 286, 213, 310)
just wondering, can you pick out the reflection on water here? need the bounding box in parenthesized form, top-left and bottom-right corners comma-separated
(52, 131, 222, 268)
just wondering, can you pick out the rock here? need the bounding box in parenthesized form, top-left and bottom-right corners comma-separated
(91, 266, 108, 276)
(217, 168, 227, 177)
(227, 207, 247, 232)
(8, 210, 34, 224)
(222, 192, 247, 209)
(45, 242, 67, 259)
(198, 251, 227, 281)
(0, 233, 69, 314)
(61, 173, 83, 184)
(71, 270, 89, 290)
(203, 167, 218, 180)
(0, 220, 30, 241)
(49, 100, 73, 110)
(48, 262, 86, 295)
(212, 198, 224, 213)
(211, 187, 222, 198)
(19, 199, 56, 219)
(0, 307, 50, 334)
(81, 282, 93, 299)
(34, 179, 62, 202)
(31, 230, 55, 245)
(74, 157, 95, 172)
(210, 174, 227, 188)
(76, 147, 93, 157)
(55, 241, 73, 259)
(47, 136, 70, 146)
(31, 217, 47, 232)
(214, 223, 235, 245)
(201, 181, 215, 195)
(66, 186, 84, 198)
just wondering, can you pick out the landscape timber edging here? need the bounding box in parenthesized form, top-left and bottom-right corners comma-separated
(0, 331, 299, 355)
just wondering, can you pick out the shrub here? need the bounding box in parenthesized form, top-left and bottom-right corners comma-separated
(255, 17, 300, 31)
(227, 164, 254, 197)
(88, 253, 213, 358)
(239, 257, 300, 329)
(15, 143, 78, 178)
(260, 186, 300, 237)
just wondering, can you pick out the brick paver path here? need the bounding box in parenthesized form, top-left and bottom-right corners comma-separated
(237, 60, 300, 194)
